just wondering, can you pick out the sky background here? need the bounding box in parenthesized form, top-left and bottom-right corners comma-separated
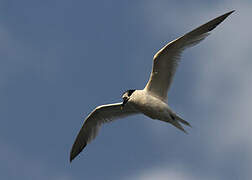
(0, 0, 251, 179)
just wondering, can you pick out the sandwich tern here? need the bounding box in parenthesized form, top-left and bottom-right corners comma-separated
(70, 10, 234, 162)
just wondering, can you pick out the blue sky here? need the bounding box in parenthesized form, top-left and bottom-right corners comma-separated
(1, 0, 251, 179)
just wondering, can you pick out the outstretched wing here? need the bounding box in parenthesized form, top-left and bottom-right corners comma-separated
(70, 102, 138, 162)
(144, 10, 234, 100)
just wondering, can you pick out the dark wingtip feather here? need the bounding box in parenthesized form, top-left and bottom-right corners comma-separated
(227, 10, 235, 15)
(70, 141, 87, 163)
(223, 10, 235, 16)
(207, 10, 235, 31)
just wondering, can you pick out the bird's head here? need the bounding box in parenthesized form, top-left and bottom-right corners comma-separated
(121, 89, 135, 107)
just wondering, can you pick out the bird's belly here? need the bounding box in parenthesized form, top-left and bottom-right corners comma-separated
(132, 94, 170, 120)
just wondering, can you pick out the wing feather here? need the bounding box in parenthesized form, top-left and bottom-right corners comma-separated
(70, 102, 137, 162)
(145, 10, 234, 100)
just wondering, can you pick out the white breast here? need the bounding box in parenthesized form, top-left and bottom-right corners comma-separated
(128, 90, 170, 120)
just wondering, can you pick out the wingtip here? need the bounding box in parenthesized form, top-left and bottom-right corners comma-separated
(69, 148, 79, 163)
(70, 153, 75, 163)
(225, 10, 235, 17)
(219, 10, 235, 24)
(69, 146, 78, 163)
(206, 10, 235, 32)
(229, 10, 235, 14)
(218, 10, 235, 21)
(69, 141, 87, 163)
(221, 10, 235, 20)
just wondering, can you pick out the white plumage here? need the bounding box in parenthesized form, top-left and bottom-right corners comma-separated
(70, 10, 234, 162)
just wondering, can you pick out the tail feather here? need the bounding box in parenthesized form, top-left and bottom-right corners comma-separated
(168, 112, 191, 134)
(173, 114, 192, 127)
(157, 111, 191, 134)
(170, 120, 188, 134)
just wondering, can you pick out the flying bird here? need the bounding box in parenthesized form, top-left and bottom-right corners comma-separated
(70, 10, 234, 162)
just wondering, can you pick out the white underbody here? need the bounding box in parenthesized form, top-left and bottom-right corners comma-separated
(127, 89, 173, 121)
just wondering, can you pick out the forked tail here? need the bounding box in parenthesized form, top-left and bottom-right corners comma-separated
(170, 113, 191, 134)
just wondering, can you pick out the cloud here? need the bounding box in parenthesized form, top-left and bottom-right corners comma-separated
(123, 164, 215, 180)
(195, 1, 252, 150)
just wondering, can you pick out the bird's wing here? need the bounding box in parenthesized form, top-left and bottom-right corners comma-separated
(70, 102, 138, 162)
(144, 10, 234, 100)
